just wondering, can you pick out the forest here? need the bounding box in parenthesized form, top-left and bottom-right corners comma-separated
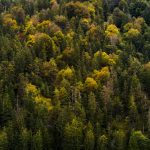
(0, 0, 150, 149)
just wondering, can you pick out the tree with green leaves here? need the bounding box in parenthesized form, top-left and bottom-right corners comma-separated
(63, 118, 83, 150)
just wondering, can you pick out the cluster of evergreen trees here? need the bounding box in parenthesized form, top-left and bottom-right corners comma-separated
(0, 0, 150, 149)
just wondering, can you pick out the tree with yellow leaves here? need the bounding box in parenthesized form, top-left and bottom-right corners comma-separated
(57, 66, 74, 81)
(93, 66, 110, 82)
(27, 33, 57, 60)
(85, 77, 98, 91)
(105, 24, 120, 45)
(25, 83, 52, 111)
(2, 14, 19, 35)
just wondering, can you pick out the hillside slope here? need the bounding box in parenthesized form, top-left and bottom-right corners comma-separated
(0, 0, 150, 149)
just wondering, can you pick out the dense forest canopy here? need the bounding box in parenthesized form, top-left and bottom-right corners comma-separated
(0, 0, 150, 149)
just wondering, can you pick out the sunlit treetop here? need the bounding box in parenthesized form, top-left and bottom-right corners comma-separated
(57, 66, 74, 81)
(105, 24, 120, 37)
(124, 28, 140, 40)
(105, 24, 120, 45)
(85, 77, 98, 91)
(93, 66, 110, 82)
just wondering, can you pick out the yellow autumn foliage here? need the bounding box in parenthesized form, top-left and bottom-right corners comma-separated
(27, 33, 51, 45)
(85, 77, 98, 90)
(124, 17, 145, 33)
(26, 83, 39, 96)
(94, 51, 116, 66)
(24, 21, 36, 35)
(25, 83, 52, 111)
(125, 28, 140, 40)
(26, 32, 57, 54)
(37, 20, 61, 35)
(105, 24, 120, 45)
(105, 24, 120, 37)
(93, 67, 110, 81)
(35, 96, 52, 111)
(2, 14, 19, 33)
(57, 67, 74, 80)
